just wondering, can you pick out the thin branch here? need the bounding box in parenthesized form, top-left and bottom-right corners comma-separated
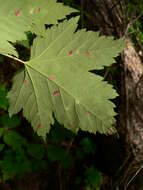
(124, 10, 143, 37)
(80, 0, 84, 28)
(3, 54, 26, 64)
(126, 165, 143, 189)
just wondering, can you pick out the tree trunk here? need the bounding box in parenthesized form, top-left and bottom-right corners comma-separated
(82, 0, 143, 189)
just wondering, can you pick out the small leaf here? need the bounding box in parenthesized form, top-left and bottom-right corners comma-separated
(0, 150, 31, 180)
(0, 83, 8, 110)
(61, 153, 72, 169)
(27, 144, 44, 160)
(80, 137, 96, 154)
(85, 166, 102, 188)
(0, 114, 20, 129)
(0, 144, 5, 151)
(3, 131, 27, 150)
(30, 159, 49, 171)
(46, 144, 66, 161)
(50, 126, 66, 142)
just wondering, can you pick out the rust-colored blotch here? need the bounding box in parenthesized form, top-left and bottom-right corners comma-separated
(88, 111, 92, 116)
(15, 9, 20, 16)
(24, 80, 28, 84)
(37, 123, 41, 129)
(85, 50, 90, 57)
(68, 124, 72, 128)
(49, 75, 55, 81)
(53, 89, 60, 97)
(37, 7, 40, 13)
(69, 50, 73, 56)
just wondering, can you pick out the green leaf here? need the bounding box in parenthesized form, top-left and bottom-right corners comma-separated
(0, 144, 5, 151)
(85, 166, 102, 188)
(61, 152, 72, 169)
(0, 128, 4, 138)
(0, 150, 31, 180)
(30, 158, 49, 171)
(50, 125, 74, 143)
(3, 131, 27, 150)
(46, 144, 66, 161)
(27, 143, 44, 159)
(8, 17, 124, 138)
(0, 83, 8, 110)
(80, 137, 96, 154)
(46, 144, 72, 168)
(76, 148, 84, 160)
(0, 0, 77, 56)
(0, 114, 20, 129)
(50, 126, 67, 142)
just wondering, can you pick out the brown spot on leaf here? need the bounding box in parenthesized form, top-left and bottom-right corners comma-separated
(15, 9, 20, 16)
(85, 50, 90, 58)
(4, 127, 8, 132)
(68, 124, 72, 128)
(24, 80, 28, 84)
(49, 75, 55, 81)
(69, 50, 73, 56)
(88, 111, 92, 116)
(37, 7, 40, 13)
(53, 89, 60, 97)
(37, 123, 41, 129)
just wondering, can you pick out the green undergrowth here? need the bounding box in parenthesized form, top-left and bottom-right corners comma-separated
(0, 72, 102, 189)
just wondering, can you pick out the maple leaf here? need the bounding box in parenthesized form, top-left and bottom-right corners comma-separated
(0, 0, 77, 56)
(8, 17, 124, 138)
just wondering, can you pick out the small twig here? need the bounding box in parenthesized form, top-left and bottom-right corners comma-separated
(104, 68, 111, 79)
(120, 0, 127, 21)
(134, 34, 143, 53)
(58, 163, 63, 190)
(126, 165, 143, 189)
(3, 54, 26, 64)
(124, 10, 143, 37)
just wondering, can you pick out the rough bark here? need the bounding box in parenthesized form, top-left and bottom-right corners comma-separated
(82, 0, 143, 189)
